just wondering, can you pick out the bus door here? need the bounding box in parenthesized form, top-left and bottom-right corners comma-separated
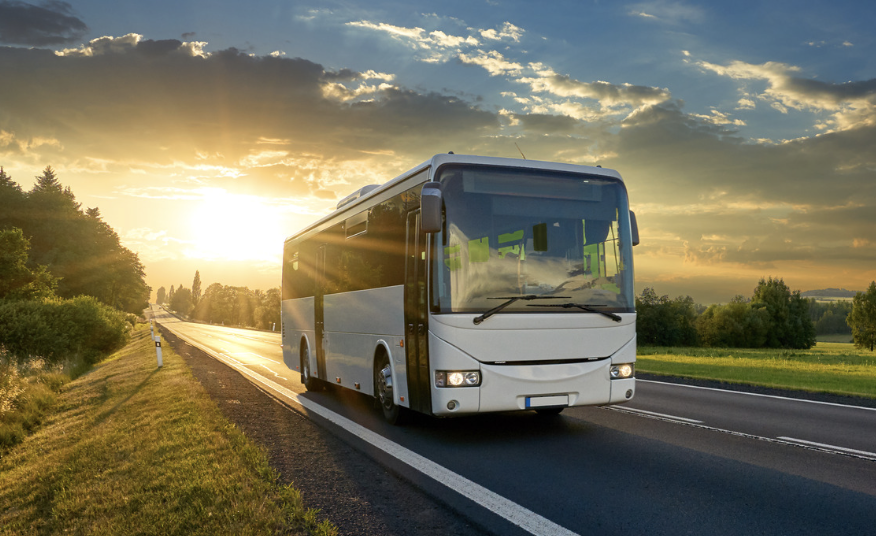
(405, 210, 431, 413)
(315, 243, 327, 380)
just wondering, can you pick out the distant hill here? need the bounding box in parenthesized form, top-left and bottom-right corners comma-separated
(802, 288, 859, 298)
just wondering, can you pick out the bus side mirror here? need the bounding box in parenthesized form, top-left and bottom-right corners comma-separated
(630, 210, 640, 246)
(421, 182, 443, 233)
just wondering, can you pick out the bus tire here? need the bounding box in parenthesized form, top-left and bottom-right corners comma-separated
(374, 352, 407, 425)
(301, 343, 321, 391)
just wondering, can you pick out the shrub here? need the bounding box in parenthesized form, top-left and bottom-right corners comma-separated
(0, 296, 131, 365)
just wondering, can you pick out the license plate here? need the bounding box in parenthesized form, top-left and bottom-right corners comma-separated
(525, 395, 569, 409)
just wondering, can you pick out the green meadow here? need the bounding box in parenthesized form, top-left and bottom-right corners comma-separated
(637, 342, 876, 399)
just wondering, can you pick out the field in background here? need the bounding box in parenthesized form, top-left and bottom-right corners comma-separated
(816, 333, 854, 344)
(637, 342, 876, 399)
(0, 326, 335, 536)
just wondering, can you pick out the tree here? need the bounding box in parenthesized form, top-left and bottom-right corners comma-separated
(156, 286, 166, 305)
(751, 277, 815, 349)
(169, 286, 194, 316)
(0, 166, 150, 313)
(0, 228, 58, 300)
(192, 270, 202, 307)
(635, 288, 699, 346)
(847, 282, 876, 351)
(0, 167, 26, 231)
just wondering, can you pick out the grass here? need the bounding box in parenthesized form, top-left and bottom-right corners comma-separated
(637, 342, 876, 399)
(0, 326, 336, 536)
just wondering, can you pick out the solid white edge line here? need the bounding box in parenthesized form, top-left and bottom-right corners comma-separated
(614, 407, 703, 423)
(158, 321, 579, 536)
(778, 437, 876, 459)
(638, 379, 876, 412)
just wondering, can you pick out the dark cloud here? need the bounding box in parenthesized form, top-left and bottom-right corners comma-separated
(0, 38, 498, 198)
(181, 32, 196, 39)
(0, 0, 87, 45)
(515, 113, 580, 133)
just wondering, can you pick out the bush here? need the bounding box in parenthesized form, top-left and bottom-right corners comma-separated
(0, 296, 131, 365)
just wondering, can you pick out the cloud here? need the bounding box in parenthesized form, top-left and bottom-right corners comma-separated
(479, 22, 523, 42)
(56, 33, 210, 58)
(0, 0, 87, 45)
(697, 58, 876, 131)
(458, 49, 523, 76)
(519, 64, 671, 110)
(0, 36, 501, 208)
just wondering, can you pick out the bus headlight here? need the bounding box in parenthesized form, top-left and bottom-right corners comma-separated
(435, 371, 481, 387)
(610, 363, 634, 379)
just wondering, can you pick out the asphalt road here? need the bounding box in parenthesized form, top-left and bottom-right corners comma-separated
(151, 306, 876, 535)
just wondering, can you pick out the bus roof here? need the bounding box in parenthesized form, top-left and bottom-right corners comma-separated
(283, 154, 623, 243)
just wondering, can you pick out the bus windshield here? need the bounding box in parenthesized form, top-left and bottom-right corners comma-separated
(432, 165, 635, 314)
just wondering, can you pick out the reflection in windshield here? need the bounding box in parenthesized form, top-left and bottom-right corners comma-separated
(432, 165, 635, 314)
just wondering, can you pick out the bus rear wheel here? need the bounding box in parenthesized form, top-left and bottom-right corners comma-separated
(374, 352, 407, 425)
(301, 345, 321, 391)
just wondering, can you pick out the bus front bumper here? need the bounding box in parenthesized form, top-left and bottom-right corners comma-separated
(430, 359, 636, 416)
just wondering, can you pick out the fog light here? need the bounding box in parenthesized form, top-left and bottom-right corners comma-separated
(626, 389, 633, 399)
(610, 363, 635, 379)
(447, 400, 457, 410)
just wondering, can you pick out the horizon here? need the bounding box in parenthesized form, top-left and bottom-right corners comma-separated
(1, 0, 874, 304)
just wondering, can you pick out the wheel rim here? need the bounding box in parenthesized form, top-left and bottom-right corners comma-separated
(302, 348, 310, 379)
(377, 363, 392, 409)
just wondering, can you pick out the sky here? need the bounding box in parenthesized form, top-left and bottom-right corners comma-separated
(1, 0, 875, 303)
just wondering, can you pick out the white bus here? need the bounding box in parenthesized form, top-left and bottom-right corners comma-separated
(281, 153, 639, 423)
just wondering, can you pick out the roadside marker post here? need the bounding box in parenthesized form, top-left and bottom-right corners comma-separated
(151, 321, 163, 368)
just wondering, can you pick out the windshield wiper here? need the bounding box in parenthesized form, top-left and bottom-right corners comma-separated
(527, 303, 623, 322)
(473, 295, 570, 325)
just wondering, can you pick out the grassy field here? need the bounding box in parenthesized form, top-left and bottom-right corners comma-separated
(816, 333, 854, 344)
(637, 342, 876, 399)
(0, 326, 336, 536)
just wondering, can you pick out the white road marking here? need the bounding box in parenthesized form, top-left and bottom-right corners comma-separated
(162, 323, 579, 536)
(612, 407, 703, 423)
(603, 406, 876, 463)
(778, 437, 876, 460)
(638, 379, 876, 412)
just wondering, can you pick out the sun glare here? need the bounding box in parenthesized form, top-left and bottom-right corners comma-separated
(188, 190, 285, 262)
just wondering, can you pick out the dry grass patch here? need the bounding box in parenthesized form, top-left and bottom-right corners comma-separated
(0, 326, 336, 536)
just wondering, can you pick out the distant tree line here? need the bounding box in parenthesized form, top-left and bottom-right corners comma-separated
(638, 277, 876, 350)
(159, 270, 281, 331)
(637, 277, 818, 349)
(0, 166, 150, 314)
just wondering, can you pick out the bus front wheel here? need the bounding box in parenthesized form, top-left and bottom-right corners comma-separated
(374, 353, 407, 425)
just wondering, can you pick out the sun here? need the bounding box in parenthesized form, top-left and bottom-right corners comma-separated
(188, 189, 285, 262)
